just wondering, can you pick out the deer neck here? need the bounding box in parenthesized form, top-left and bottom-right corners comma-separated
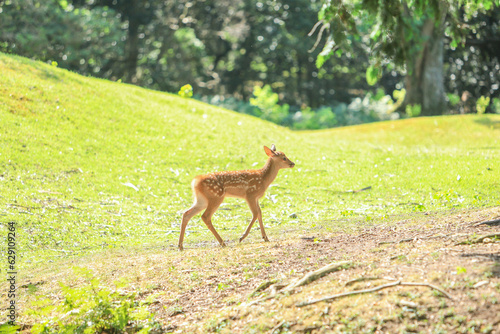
(260, 158, 280, 188)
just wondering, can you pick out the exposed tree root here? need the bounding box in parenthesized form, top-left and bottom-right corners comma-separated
(250, 279, 276, 296)
(270, 320, 286, 334)
(283, 261, 352, 292)
(245, 261, 352, 306)
(296, 280, 454, 307)
(455, 233, 500, 245)
(345, 276, 381, 286)
(378, 233, 439, 245)
(472, 218, 500, 227)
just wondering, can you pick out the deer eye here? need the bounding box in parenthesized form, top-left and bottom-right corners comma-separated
(283, 157, 286, 161)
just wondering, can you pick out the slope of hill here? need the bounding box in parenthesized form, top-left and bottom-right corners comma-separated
(1, 53, 500, 333)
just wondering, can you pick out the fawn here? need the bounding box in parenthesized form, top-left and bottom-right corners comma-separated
(178, 144, 295, 250)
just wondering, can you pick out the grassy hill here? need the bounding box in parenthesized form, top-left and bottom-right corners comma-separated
(1, 52, 499, 263)
(1, 53, 500, 332)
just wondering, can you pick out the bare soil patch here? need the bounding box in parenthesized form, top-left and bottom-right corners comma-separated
(159, 207, 500, 333)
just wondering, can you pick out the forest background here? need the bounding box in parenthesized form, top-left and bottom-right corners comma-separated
(1, 0, 499, 129)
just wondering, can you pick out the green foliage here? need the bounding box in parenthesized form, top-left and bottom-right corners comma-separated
(291, 106, 337, 130)
(0, 0, 125, 78)
(406, 104, 422, 117)
(0, 0, 372, 111)
(447, 93, 461, 107)
(250, 85, 290, 124)
(174, 28, 205, 52)
(213, 86, 403, 129)
(28, 268, 162, 334)
(393, 88, 406, 105)
(203, 94, 342, 129)
(432, 189, 464, 206)
(178, 84, 194, 98)
(316, 0, 499, 114)
(346, 91, 399, 121)
(333, 0, 451, 68)
(316, 36, 335, 68)
(446, 7, 500, 115)
(366, 65, 381, 86)
(476, 96, 490, 115)
(492, 98, 500, 114)
(0, 324, 19, 334)
(216, 282, 230, 292)
(246, 85, 392, 129)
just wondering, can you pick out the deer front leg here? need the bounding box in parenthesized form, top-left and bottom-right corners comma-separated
(240, 198, 268, 243)
(256, 202, 269, 242)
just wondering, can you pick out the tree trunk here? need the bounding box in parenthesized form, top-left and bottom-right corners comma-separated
(122, 0, 142, 84)
(403, 18, 446, 116)
(125, 16, 140, 83)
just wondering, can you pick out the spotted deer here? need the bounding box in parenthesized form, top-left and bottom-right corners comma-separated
(178, 144, 295, 250)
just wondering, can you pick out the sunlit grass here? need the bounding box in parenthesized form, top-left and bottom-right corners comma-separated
(1, 52, 499, 270)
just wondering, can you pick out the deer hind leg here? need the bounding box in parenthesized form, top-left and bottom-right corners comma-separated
(201, 197, 226, 248)
(179, 193, 208, 251)
(240, 198, 268, 243)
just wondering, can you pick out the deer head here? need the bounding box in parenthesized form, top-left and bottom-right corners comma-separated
(264, 145, 295, 169)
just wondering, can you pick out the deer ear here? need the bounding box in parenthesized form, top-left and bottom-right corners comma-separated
(271, 144, 276, 152)
(264, 146, 276, 157)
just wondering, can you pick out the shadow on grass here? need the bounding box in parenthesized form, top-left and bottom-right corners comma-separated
(474, 116, 500, 130)
(461, 252, 500, 277)
(30, 61, 68, 82)
(9, 53, 90, 86)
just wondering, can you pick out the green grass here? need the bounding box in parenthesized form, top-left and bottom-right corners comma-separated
(1, 52, 500, 269)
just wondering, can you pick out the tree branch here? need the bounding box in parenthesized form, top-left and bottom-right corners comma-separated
(308, 21, 328, 53)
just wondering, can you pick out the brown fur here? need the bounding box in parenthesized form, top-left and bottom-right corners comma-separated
(178, 145, 294, 250)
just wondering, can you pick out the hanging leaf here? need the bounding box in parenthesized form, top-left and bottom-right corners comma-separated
(366, 65, 380, 86)
(316, 35, 335, 68)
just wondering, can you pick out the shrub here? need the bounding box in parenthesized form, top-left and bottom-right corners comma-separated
(345, 92, 400, 123)
(405, 104, 422, 117)
(476, 96, 490, 114)
(200, 85, 402, 130)
(492, 98, 500, 114)
(249, 85, 289, 124)
(28, 268, 162, 334)
(291, 106, 337, 130)
(178, 84, 193, 98)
